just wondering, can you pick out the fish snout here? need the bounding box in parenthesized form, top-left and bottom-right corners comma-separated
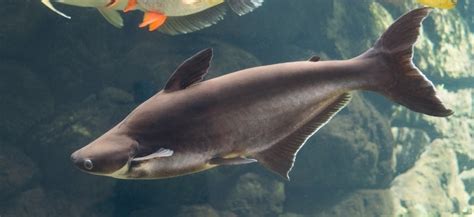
(71, 151, 80, 164)
(71, 151, 94, 171)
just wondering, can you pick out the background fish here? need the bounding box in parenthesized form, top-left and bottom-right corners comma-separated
(417, 0, 457, 9)
(70, 8, 453, 180)
(41, 0, 264, 34)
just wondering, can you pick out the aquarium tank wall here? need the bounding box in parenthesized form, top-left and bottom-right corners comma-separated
(0, 0, 473, 216)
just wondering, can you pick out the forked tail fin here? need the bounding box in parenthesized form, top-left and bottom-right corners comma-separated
(367, 7, 453, 117)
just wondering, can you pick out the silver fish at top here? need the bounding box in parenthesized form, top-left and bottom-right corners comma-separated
(70, 8, 453, 180)
(41, 0, 263, 34)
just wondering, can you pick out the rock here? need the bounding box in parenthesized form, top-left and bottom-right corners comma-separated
(129, 204, 237, 217)
(210, 173, 285, 217)
(458, 0, 474, 29)
(392, 88, 474, 159)
(20, 87, 134, 211)
(279, 213, 307, 217)
(1, 188, 81, 217)
(386, 2, 474, 215)
(391, 140, 470, 217)
(327, 1, 394, 58)
(0, 61, 54, 143)
(98, 87, 134, 104)
(392, 127, 431, 174)
(313, 190, 394, 217)
(113, 171, 213, 216)
(0, 145, 39, 201)
(370, 0, 474, 83)
(414, 9, 474, 82)
(460, 169, 474, 198)
(176, 205, 220, 217)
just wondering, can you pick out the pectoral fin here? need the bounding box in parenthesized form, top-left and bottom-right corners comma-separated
(98, 8, 124, 28)
(255, 93, 352, 180)
(210, 156, 257, 166)
(132, 148, 174, 162)
(41, 0, 71, 19)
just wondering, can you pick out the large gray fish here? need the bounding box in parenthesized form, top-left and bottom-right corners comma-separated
(71, 8, 453, 180)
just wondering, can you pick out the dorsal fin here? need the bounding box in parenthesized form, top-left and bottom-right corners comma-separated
(164, 48, 213, 92)
(308, 56, 321, 62)
(255, 93, 352, 180)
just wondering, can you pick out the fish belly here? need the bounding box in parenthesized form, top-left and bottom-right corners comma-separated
(137, 0, 223, 16)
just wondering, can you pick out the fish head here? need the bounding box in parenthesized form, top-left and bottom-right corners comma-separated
(54, 0, 112, 8)
(71, 132, 138, 177)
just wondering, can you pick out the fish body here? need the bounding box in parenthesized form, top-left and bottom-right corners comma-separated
(122, 60, 373, 179)
(137, 0, 224, 16)
(42, 0, 263, 34)
(71, 8, 453, 180)
(417, 0, 457, 9)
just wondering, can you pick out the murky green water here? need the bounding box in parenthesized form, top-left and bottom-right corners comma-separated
(0, 0, 473, 217)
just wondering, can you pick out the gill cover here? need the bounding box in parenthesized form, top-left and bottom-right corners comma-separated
(42, 0, 71, 19)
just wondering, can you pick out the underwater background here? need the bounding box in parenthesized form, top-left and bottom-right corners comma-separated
(0, 0, 473, 216)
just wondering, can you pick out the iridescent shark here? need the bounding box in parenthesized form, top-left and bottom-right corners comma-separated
(71, 8, 452, 180)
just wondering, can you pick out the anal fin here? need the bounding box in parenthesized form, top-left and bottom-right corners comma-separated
(139, 12, 167, 31)
(159, 4, 227, 35)
(227, 0, 264, 16)
(255, 93, 352, 180)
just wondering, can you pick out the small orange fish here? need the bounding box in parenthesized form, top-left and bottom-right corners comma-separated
(42, 0, 264, 34)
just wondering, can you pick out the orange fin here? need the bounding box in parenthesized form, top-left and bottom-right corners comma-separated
(124, 0, 137, 12)
(139, 12, 167, 31)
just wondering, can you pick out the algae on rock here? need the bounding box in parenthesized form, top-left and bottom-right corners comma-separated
(392, 140, 470, 217)
(210, 173, 285, 217)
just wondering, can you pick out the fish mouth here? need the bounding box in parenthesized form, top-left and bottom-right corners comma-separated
(105, 146, 138, 179)
(41, 0, 71, 19)
(106, 157, 134, 179)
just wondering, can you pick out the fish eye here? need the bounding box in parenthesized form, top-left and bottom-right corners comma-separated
(83, 159, 94, 170)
